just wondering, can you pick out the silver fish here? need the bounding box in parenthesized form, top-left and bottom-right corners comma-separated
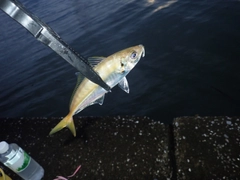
(49, 44, 145, 136)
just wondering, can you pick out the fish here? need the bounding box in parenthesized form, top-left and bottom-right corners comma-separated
(49, 44, 145, 136)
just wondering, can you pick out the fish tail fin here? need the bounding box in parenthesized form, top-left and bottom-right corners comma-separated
(49, 114, 76, 137)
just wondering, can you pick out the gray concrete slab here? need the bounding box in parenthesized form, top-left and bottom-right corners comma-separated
(174, 116, 240, 180)
(0, 116, 170, 180)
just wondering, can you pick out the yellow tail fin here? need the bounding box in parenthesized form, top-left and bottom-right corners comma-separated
(49, 114, 76, 136)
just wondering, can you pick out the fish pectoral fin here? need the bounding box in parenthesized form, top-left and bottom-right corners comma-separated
(94, 95, 105, 105)
(87, 56, 106, 67)
(118, 77, 130, 93)
(49, 114, 76, 137)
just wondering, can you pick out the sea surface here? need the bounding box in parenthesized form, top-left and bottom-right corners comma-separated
(0, 0, 240, 123)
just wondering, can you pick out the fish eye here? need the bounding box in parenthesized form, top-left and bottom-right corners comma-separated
(130, 51, 137, 59)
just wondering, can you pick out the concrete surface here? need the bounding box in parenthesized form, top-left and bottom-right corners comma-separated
(174, 116, 240, 180)
(0, 116, 170, 180)
(0, 116, 239, 179)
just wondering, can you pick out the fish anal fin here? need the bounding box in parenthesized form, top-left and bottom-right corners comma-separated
(87, 95, 105, 107)
(74, 95, 105, 116)
(95, 95, 105, 105)
(118, 77, 130, 93)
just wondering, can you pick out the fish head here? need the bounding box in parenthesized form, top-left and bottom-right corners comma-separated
(114, 44, 145, 74)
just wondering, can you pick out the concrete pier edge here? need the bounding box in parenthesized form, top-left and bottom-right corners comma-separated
(0, 116, 239, 179)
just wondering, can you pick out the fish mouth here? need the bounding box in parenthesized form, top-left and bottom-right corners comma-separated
(139, 44, 145, 57)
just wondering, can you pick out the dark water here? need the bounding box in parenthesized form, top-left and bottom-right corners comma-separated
(0, 0, 240, 123)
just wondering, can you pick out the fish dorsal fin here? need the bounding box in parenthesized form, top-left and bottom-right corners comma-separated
(87, 56, 106, 67)
(69, 72, 85, 105)
(118, 77, 130, 93)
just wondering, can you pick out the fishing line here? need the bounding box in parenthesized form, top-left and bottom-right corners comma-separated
(197, 76, 240, 107)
